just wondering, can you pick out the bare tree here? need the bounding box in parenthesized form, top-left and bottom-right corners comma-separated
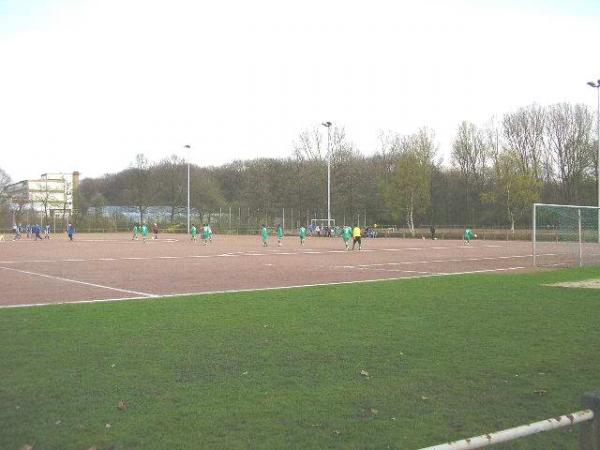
(125, 154, 153, 224)
(502, 104, 547, 179)
(155, 155, 187, 222)
(452, 121, 490, 224)
(293, 127, 324, 162)
(545, 103, 594, 202)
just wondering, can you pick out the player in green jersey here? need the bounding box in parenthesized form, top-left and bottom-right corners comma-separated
(299, 226, 306, 246)
(464, 227, 474, 245)
(342, 225, 352, 250)
(141, 223, 149, 242)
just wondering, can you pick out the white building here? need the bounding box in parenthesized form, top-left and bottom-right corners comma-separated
(5, 172, 80, 216)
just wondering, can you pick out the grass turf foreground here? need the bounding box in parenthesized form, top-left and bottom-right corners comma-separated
(1, 268, 600, 450)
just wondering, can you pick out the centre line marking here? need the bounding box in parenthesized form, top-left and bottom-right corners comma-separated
(0, 266, 156, 298)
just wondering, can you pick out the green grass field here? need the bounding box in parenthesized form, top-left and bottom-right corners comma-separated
(2, 268, 600, 449)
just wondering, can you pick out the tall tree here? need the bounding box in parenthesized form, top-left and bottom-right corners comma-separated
(154, 155, 187, 222)
(482, 150, 542, 232)
(502, 104, 547, 179)
(125, 154, 153, 223)
(381, 128, 436, 234)
(545, 103, 595, 203)
(451, 121, 489, 225)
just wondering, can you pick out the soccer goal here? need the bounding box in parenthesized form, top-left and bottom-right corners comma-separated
(310, 218, 335, 236)
(533, 203, 600, 267)
(310, 218, 335, 228)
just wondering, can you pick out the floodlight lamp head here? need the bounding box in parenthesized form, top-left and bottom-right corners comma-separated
(587, 81, 598, 88)
(321, 121, 332, 128)
(184, 144, 191, 148)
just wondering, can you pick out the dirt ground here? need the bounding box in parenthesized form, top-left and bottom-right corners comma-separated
(0, 233, 544, 307)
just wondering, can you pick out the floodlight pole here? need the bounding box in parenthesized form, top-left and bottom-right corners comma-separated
(588, 80, 600, 243)
(322, 121, 332, 229)
(185, 144, 191, 234)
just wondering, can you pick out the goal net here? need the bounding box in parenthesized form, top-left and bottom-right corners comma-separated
(310, 218, 335, 228)
(533, 203, 600, 267)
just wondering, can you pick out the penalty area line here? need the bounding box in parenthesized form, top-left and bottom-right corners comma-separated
(0, 266, 156, 299)
(0, 265, 527, 309)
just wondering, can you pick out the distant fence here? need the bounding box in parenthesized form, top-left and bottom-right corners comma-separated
(421, 392, 600, 449)
(1, 204, 535, 240)
(0, 223, 534, 241)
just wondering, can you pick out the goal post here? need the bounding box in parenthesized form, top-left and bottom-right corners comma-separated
(310, 218, 335, 228)
(533, 203, 600, 267)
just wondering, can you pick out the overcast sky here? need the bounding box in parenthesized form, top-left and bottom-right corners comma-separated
(1, 0, 599, 182)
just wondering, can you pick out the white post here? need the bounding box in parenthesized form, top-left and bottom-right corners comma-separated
(185, 144, 191, 234)
(327, 128, 331, 228)
(597, 86, 600, 244)
(532, 204, 537, 267)
(587, 81, 600, 244)
(421, 409, 594, 450)
(322, 121, 333, 229)
(282, 207, 285, 230)
(579, 208, 583, 267)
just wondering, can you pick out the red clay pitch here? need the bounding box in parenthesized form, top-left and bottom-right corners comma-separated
(0, 233, 538, 307)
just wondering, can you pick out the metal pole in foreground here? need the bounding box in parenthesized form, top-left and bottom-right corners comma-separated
(587, 80, 600, 243)
(184, 144, 191, 234)
(322, 121, 333, 229)
(420, 409, 594, 450)
(532, 204, 537, 267)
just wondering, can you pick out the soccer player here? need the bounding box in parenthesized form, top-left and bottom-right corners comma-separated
(132, 223, 139, 240)
(207, 224, 213, 243)
(191, 224, 197, 242)
(261, 224, 269, 247)
(464, 226, 474, 245)
(299, 225, 306, 246)
(141, 223, 149, 242)
(33, 224, 43, 241)
(152, 223, 159, 240)
(44, 224, 51, 239)
(342, 225, 352, 250)
(202, 224, 210, 246)
(67, 223, 75, 241)
(276, 224, 284, 246)
(352, 225, 362, 250)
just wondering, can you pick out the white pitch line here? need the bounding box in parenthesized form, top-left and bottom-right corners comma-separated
(0, 249, 560, 266)
(436, 266, 527, 275)
(334, 254, 538, 269)
(0, 266, 156, 298)
(0, 265, 528, 309)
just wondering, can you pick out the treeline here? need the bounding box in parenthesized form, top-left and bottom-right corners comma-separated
(73, 102, 598, 231)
